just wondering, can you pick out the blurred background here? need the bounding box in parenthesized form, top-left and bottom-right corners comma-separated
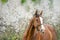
(0, 0, 60, 40)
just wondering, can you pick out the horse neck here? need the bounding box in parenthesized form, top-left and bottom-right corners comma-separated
(26, 21, 35, 40)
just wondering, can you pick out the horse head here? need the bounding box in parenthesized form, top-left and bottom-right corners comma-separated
(32, 9, 43, 31)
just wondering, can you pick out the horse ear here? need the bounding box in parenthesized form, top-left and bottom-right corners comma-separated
(34, 10, 38, 16)
(40, 10, 43, 16)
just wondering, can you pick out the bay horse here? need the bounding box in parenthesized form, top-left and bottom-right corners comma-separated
(22, 10, 57, 40)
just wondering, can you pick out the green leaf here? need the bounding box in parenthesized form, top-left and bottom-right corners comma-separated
(1, 0, 8, 4)
(32, 0, 36, 2)
(21, 0, 26, 4)
(32, 0, 41, 5)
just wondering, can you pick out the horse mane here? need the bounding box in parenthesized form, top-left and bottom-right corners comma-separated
(23, 19, 35, 40)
